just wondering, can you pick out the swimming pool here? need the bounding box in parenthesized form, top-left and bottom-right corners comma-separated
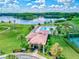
(69, 37, 79, 48)
(36, 26, 56, 34)
(40, 26, 50, 31)
(40, 26, 56, 31)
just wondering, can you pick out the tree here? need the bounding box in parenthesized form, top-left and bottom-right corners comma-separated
(50, 43, 63, 59)
(56, 25, 61, 34)
(13, 20, 16, 29)
(50, 28, 53, 35)
(8, 20, 11, 23)
(17, 34, 29, 50)
(63, 22, 72, 34)
(31, 25, 34, 29)
(0, 50, 5, 55)
(1, 21, 5, 23)
(38, 23, 41, 25)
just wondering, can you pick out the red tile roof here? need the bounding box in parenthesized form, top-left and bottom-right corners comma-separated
(29, 31, 48, 45)
(26, 29, 48, 45)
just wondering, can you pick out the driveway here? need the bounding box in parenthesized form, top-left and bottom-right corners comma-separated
(0, 53, 46, 59)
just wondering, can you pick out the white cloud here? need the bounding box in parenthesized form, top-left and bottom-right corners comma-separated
(1, 0, 19, 7)
(13, 0, 19, 4)
(39, 4, 45, 8)
(0, 0, 20, 13)
(31, 3, 45, 9)
(70, 6, 77, 9)
(27, 3, 32, 6)
(57, 0, 75, 6)
(35, 0, 45, 6)
(34, 0, 46, 9)
(0, 0, 78, 13)
(57, 0, 74, 3)
(0, 0, 8, 3)
(31, 5, 38, 8)
(0, 0, 19, 4)
(26, 0, 31, 1)
(0, 6, 79, 13)
(35, 0, 45, 3)
(50, 4, 63, 8)
(50, 5, 55, 8)
(0, 0, 5, 2)
(8, 3, 20, 8)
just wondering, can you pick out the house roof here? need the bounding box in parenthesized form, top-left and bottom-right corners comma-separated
(26, 30, 48, 45)
(29, 31, 48, 45)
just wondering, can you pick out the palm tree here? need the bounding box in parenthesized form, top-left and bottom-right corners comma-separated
(63, 23, 72, 34)
(56, 25, 61, 34)
(8, 20, 11, 23)
(13, 20, 16, 29)
(50, 28, 53, 35)
(50, 43, 63, 59)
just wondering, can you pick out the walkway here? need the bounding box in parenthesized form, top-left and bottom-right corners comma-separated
(0, 53, 47, 59)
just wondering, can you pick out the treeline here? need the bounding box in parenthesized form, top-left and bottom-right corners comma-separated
(0, 13, 38, 20)
(36, 12, 79, 18)
(0, 12, 79, 20)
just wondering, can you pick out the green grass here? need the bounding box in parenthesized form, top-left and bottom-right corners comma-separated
(39, 19, 79, 59)
(47, 36, 79, 59)
(0, 26, 8, 32)
(0, 23, 32, 54)
(0, 22, 79, 59)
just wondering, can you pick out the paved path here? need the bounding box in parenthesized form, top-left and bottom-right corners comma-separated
(0, 53, 47, 59)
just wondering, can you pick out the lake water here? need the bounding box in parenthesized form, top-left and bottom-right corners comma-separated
(0, 16, 39, 24)
(0, 16, 66, 24)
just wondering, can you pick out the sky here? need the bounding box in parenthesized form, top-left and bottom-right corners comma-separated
(0, 0, 79, 13)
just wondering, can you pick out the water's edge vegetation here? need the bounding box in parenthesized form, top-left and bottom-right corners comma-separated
(0, 12, 79, 20)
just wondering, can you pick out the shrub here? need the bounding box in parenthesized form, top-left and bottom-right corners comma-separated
(1, 21, 5, 23)
(55, 20, 65, 23)
(13, 49, 21, 53)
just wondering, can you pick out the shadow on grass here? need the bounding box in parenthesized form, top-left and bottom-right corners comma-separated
(59, 55, 66, 59)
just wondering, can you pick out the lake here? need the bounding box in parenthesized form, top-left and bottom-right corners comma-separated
(0, 16, 66, 24)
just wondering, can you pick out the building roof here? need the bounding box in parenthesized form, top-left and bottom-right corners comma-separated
(26, 30, 48, 45)
(29, 31, 48, 45)
(26, 25, 39, 41)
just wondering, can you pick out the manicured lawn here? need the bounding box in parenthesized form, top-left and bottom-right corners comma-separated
(0, 23, 32, 54)
(0, 26, 8, 32)
(47, 36, 79, 59)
